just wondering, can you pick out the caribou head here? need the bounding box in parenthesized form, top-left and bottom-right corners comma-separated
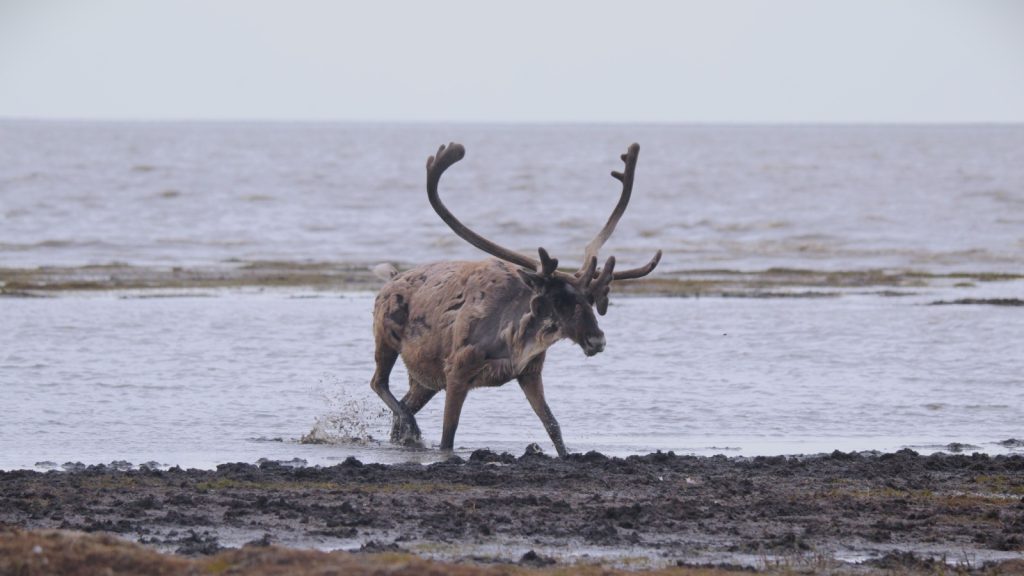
(368, 142, 661, 457)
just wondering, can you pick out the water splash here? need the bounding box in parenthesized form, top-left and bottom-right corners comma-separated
(301, 375, 390, 444)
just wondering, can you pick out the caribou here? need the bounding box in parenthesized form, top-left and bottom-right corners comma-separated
(370, 142, 661, 457)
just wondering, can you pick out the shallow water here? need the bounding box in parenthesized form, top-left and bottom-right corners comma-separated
(2, 121, 1022, 470)
(1, 287, 1021, 470)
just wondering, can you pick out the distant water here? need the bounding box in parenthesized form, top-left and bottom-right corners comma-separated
(1, 121, 1023, 273)
(1, 121, 1022, 470)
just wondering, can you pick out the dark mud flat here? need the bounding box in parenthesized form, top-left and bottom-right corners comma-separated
(2, 450, 1024, 574)
(5, 262, 1021, 298)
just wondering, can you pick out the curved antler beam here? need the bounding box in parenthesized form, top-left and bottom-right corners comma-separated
(611, 249, 662, 281)
(579, 143, 640, 274)
(426, 143, 540, 271)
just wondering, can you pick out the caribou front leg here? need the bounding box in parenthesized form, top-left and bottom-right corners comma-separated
(439, 382, 469, 453)
(517, 371, 568, 457)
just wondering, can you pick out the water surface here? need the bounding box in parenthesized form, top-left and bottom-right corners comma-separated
(2, 121, 1022, 273)
(1, 121, 1022, 470)
(1, 288, 1021, 470)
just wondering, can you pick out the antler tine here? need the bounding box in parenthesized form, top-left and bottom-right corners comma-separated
(577, 256, 598, 289)
(590, 256, 616, 315)
(426, 143, 539, 271)
(537, 247, 559, 277)
(578, 143, 640, 274)
(594, 255, 615, 286)
(612, 249, 662, 281)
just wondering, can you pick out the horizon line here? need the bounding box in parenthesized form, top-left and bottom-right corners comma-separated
(2, 116, 1023, 127)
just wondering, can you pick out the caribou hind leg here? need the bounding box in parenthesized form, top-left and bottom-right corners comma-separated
(390, 377, 437, 445)
(369, 342, 421, 445)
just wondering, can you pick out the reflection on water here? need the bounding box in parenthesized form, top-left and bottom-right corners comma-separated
(1, 289, 1021, 470)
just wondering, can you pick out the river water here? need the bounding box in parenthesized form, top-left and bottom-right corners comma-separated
(1, 121, 1022, 469)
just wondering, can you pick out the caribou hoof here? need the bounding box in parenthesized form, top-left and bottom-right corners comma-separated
(390, 416, 422, 446)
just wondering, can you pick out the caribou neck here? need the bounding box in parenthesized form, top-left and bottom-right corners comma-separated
(471, 267, 563, 381)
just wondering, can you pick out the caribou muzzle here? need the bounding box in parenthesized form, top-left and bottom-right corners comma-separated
(582, 332, 606, 356)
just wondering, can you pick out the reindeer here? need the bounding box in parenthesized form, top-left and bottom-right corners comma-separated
(370, 142, 661, 457)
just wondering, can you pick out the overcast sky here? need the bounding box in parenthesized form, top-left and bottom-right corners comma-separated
(1, 0, 1022, 123)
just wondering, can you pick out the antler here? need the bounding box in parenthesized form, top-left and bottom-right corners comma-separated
(426, 143, 540, 271)
(589, 256, 616, 315)
(579, 143, 639, 274)
(578, 143, 661, 283)
(585, 250, 661, 315)
(612, 249, 662, 280)
(426, 141, 660, 293)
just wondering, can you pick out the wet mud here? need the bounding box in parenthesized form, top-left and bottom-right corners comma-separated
(929, 298, 1024, 307)
(3, 262, 1021, 297)
(2, 450, 1023, 572)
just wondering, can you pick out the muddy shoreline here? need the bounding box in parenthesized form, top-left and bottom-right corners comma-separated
(2, 449, 1023, 572)
(3, 261, 1021, 299)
